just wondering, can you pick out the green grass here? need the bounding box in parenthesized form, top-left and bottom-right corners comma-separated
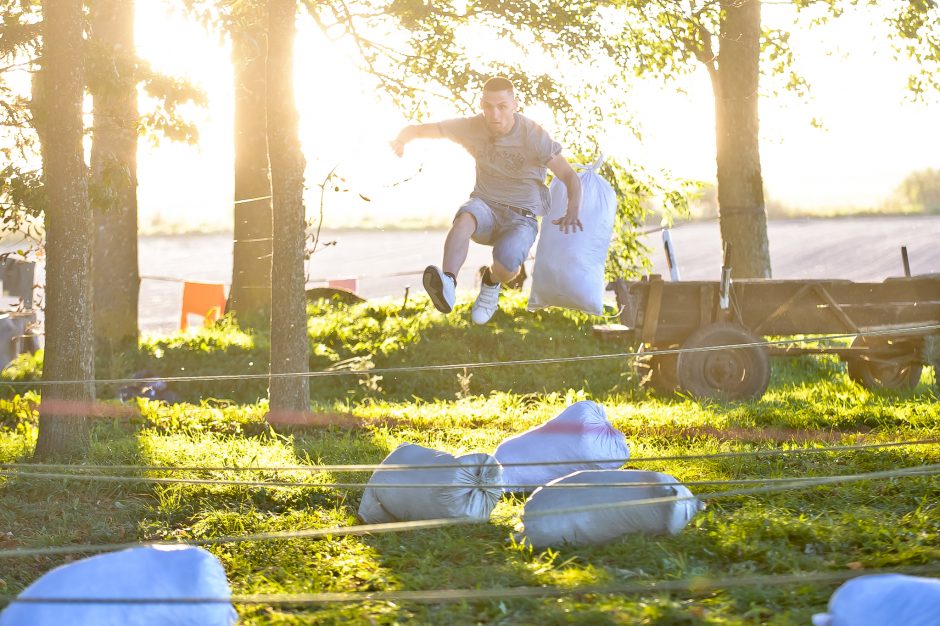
(0, 292, 938, 624)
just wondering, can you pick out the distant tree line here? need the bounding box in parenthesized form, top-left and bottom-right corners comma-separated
(892, 168, 940, 214)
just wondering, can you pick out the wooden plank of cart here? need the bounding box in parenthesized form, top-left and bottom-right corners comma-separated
(594, 245, 940, 400)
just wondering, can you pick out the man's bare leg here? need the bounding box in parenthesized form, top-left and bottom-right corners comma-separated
(486, 259, 519, 285)
(442, 212, 477, 277)
(424, 212, 477, 314)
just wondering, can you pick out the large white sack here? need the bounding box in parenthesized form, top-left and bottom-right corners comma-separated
(517, 469, 703, 548)
(493, 400, 629, 492)
(528, 154, 617, 315)
(358, 443, 503, 523)
(0, 545, 237, 626)
(812, 574, 940, 626)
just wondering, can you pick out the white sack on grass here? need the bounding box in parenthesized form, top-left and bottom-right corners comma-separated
(517, 469, 703, 548)
(812, 574, 940, 626)
(358, 443, 503, 523)
(528, 154, 617, 315)
(493, 400, 629, 492)
(0, 545, 237, 626)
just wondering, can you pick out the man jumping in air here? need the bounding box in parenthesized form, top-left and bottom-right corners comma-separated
(391, 77, 583, 325)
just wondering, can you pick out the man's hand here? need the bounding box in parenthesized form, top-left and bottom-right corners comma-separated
(390, 125, 415, 157)
(552, 211, 584, 234)
(546, 153, 583, 235)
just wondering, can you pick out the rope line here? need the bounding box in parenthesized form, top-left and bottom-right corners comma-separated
(2, 439, 935, 474)
(140, 268, 425, 285)
(1, 462, 935, 559)
(7, 467, 937, 491)
(232, 195, 273, 205)
(519, 463, 940, 519)
(0, 518, 473, 559)
(3, 563, 939, 607)
(5, 323, 939, 389)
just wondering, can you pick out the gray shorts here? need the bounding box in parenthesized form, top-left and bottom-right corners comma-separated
(455, 197, 538, 272)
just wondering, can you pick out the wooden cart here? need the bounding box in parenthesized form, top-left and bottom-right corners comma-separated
(595, 261, 940, 400)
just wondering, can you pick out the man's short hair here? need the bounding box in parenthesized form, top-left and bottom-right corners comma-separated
(483, 77, 515, 95)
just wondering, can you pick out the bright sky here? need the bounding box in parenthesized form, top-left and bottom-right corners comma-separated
(134, 3, 940, 232)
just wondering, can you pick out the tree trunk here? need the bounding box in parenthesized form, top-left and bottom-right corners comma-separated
(228, 5, 273, 330)
(90, 0, 140, 364)
(714, 0, 772, 279)
(34, 0, 95, 460)
(266, 0, 309, 419)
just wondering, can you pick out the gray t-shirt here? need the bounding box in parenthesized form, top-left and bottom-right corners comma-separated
(438, 112, 562, 216)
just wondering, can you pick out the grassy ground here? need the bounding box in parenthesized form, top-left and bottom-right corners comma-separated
(0, 293, 938, 625)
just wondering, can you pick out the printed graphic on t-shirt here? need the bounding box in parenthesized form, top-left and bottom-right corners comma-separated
(482, 144, 525, 174)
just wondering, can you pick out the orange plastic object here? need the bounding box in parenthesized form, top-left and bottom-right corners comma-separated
(180, 282, 227, 330)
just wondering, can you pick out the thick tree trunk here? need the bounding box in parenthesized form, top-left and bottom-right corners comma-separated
(90, 0, 140, 362)
(714, 0, 772, 279)
(266, 0, 309, 418)
(228, 6, 273, 330)
(34, 0, 94, 460)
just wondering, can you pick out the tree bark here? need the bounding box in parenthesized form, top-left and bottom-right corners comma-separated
(266, 0, 309, 418)
(90, 0, 140, 362)
(228, 4, 273, 330)
(714, 0, 772, 279)
(34, 0, 95, 460)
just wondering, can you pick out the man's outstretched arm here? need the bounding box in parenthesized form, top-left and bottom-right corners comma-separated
(547, 154, 583, 234)
(390, 123, 444, 157)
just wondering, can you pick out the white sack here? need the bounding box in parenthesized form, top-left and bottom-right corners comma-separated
(528, 154, 617, 315)
(812, 574, 940, 626)
(517, 469, 703, 548)
(0, 545, 237, 626)
(358, 443, 502, 523)
(493, 400, 629, 492)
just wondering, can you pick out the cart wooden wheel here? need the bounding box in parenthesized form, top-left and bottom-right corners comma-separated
(636, 346, 679, 395)
(846, 336, 923, 390)
(927, 334, 940, 391)
(676, 323, 770, 400)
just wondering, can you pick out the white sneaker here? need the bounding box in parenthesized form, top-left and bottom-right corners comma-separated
(471, 281, 502, 324)
(423, 265, 456, 313)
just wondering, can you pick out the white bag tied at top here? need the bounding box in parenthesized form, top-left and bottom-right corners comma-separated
(493, 400, 630, 493)
(528, 153, 617, 315)
(358, 443, 503, 523)
(812, 574, 940, 626)
(517, 469, 703, 548)
(0, 545, 237, 626)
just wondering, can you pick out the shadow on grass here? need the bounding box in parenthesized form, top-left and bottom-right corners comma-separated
(627, 357, 938, 434)
(0, 420, 152, 598)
